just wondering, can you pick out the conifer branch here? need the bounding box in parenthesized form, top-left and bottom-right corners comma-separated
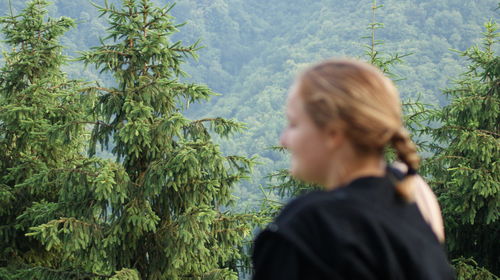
(440, 125, 500, 137)
(72, 120, 113, 127)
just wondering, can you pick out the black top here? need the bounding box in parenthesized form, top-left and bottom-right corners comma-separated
(252, 170, 455, 280)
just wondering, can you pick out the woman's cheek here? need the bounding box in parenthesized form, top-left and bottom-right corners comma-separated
(291, 136, 310, 176)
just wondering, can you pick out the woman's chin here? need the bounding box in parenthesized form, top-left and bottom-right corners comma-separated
(289, 166, 301, 179)
(290, 167, 310, 183)
(290, 166, 325, 186)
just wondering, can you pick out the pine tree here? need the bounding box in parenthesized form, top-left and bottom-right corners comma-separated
(0, 0, 97, 278)
(424, 20, 499, 278)
(9, 0, 260, 279)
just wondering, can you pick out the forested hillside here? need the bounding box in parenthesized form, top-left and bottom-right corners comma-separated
(176, 0, 499, 205)
(0, 0, 497, 203)
(175, 0, 499, 205)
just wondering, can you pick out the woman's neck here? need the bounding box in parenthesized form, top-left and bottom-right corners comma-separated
(323, 156, 386, 191)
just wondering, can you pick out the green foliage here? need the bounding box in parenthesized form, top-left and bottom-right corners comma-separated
(52, 0, 257, 279)
(453, 258, 499, 280)
(260, 147, 319, 219)
(0, 1, 99, 278)
(424, 20, 499, 276)
(1, 0, 497, 210)
(1, 0, 263, 279)
(363, 0, 411, 80)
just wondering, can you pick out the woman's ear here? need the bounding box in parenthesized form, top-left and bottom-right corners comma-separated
(324, 122, 345, 151)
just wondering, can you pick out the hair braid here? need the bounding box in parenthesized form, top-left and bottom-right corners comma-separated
(391, 127, 420, 201)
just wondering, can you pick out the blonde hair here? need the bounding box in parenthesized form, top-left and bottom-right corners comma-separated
(298, 59, 420, 202)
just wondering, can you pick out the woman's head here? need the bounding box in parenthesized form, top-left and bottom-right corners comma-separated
(280, 59, 419, 200)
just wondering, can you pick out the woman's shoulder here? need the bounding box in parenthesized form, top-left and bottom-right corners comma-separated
(255, 190, 359, 278)
(273, 166, 403, 225)
(277, 189, 346, 219)
(265, 173, 425, 242)
(267, 188, 364, 237)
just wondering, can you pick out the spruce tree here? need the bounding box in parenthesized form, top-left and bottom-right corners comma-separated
(11, 0, 259, 279)
(0, 0, 97, 278)
(424, 21, 499, 278)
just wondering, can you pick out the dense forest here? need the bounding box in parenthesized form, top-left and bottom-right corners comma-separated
(0, 0, 498, 279)
(0, 0, 498, 201)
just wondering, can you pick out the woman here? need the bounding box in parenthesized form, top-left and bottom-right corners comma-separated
(252, 59, 455, 280)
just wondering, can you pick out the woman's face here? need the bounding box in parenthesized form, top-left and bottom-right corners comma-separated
(280, 83, 336, 184)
